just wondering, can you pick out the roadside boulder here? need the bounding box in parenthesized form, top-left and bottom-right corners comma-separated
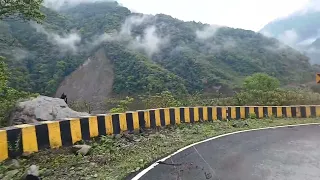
(9, 96, 89, 125)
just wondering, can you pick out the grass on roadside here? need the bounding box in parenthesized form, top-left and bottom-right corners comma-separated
(1, 118, 320, 180)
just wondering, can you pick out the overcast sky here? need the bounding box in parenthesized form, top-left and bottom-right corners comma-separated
(117, 0, 312, 31)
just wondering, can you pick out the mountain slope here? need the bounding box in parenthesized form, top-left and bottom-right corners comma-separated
(0, 1, 316, 104)
(260, 8, 320, 64)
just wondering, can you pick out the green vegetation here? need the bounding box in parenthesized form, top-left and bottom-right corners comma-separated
(0, 2, 320, 127)
(0, 56, 36, 127)
(139, 91, 182, 109)
(0, 1, 43, 127)
(0, 1, 316, 98)
(89, 73, 320, 114)
(109, 96, 134, 113)
(243, 73, 280, 92)
(104, 43, 188, 95)
(1, 118, 319, 180)
(0, 0, 45, 22)
(231, 73, 320, 106)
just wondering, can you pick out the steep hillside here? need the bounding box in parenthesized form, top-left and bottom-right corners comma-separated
(260, 6, 320, 64)
(260, 12, 320, 41)
(55, 48, 115, 107)
(0, 1, 316, 104)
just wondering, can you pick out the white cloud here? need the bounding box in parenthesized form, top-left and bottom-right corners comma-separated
(277, 29, 299, 46)
(298, 0, 320, 14)
(264, 42, 290, 52)
(129, 26, 169, 57)
(196, 25, 221, 40)
(43, 0, 117, 10)
(260, 30, 273, 38)
(119, 0, 309, 31)
(297, 37, 317, 46)
(119, 15, 151, 36)
(91, 15, 169, 57)
(31, 22, 81, 53)
(195, 25, 237, 53)
(42, 0, 313, 31)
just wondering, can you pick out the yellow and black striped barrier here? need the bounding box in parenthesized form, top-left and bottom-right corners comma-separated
(1, 105, 319, 162)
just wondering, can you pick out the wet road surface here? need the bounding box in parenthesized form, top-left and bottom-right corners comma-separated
(134, 124, 320, 180)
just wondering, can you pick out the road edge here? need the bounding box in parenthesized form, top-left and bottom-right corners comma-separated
(131, 122, 320, 180)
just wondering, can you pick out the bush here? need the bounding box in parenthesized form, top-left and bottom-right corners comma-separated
(139, 91, 182, 109)
(243, 73, 280, 92)
(0, 57, 36, 127)
(109, 96, 134, 113)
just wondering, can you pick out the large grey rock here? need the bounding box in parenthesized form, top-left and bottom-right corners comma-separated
(9, 96, 89, 125)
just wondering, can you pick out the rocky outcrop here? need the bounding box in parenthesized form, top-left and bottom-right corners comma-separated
(9, 96, 89, 125)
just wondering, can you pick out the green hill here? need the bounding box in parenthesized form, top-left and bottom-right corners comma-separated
(0, 1, 315, 100)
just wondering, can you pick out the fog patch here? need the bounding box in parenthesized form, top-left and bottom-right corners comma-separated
(89, 15, 169, 58)
(277, 29, 299, 46)
(43, 0, 117, 10)
(196, 25, 221, 40)
(31, 22, 81, 54)
(11, 48, 30, 61)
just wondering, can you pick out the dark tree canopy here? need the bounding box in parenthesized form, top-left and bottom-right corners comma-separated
(0, 0, 45, 22)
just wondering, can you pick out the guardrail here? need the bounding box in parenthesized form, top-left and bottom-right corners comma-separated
(1, 105, 319, 162)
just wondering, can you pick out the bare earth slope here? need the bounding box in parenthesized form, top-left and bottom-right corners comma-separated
(55, 48, 114, 108)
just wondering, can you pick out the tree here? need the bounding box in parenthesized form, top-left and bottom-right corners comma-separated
(0, 0, 45, 22)
(0, 0, 45, 44)
(243, 73, 280, 92)
(109, 96, 134, 113)
(0, 56, 36, 127)
(0, 56, 8, 91)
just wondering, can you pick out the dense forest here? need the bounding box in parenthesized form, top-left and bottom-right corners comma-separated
(0, 1, 316, 98)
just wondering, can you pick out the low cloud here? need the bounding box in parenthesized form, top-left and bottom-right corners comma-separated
(261, 28, 320, 64)
(278, 29, 299, 46)
(297, 0, 320, 14)
(195, 25, 237, 53)
(261, 29, 302, 49)
(30, 14, 168, 57)
(11, 48, 29, 61)
(264, 42, 290, 52)
(260, 30, 273, 38)
(31, 22, 81, 53)
(43, 0, 117, 10)
(90, 15, 169, 57)
(128, 26, 169, 57)
(261, 29, 302, 54)
(195, 25, 221, 40)
(119, 15, 150, 37)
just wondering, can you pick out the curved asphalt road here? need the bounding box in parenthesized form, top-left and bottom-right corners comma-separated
(132, 124, 320, 180)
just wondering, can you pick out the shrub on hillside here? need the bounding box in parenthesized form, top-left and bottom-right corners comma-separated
(139, 91, 182, 109)
(0, 57, 36, 127)
(232, 73, 320, 106)
(233, 88, 320, 106)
